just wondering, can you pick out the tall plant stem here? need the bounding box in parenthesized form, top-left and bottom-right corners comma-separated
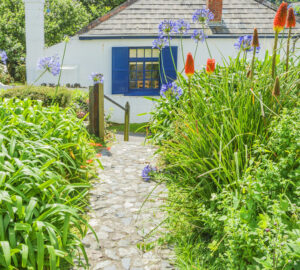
(168, 39, 177, 73)
(272, 31, 279, 79)
(286, 27, 292, 78)
(181, 36, 185, 65)
(160, 50, 168, 84)
(52, 41, 68, 105)
(27, 70, 47, 92)
(194, 41, 199, 60)
(250, 47, 256, 82)
(188, 77, 193, 109)
(202, 25, 212, 59)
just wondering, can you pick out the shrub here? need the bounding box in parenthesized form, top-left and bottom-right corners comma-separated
(0, 63, 12, 84)
(165, 107, 299, 269)
(148, 49, 299, 269)
(0, 99, 97, 269)
(0, 86, 73, 107)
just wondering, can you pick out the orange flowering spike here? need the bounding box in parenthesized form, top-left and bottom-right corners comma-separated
(273, 2, 288, 33)
(86, 159, 93, 164)
(206, 59, 216, 75)
(252, 28, 259, 48)
(185, 53, 195, 78)
(287, 8, 296, 28)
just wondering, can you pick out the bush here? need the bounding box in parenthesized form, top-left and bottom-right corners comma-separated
(166, 107, 299, 269)
(0, 86, 73, 107)
(0, 98, 97, 269)
(148, 48, 299, 268)
(0, 63, 12, 84)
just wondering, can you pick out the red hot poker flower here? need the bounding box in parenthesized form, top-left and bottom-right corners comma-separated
(86, 159, 93, 164)
(287, 8, 296, 28)
(185, 53, 195, 78)
(206, 59, 216, 75)
(273, 2, 288, 33)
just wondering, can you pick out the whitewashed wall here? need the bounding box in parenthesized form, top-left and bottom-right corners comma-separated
(39, 36, 284, 123)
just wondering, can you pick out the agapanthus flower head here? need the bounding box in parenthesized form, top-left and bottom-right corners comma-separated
(272, 77, 280, 97)
(160, 82, 183, 100)
(0, 50, 8, 65)
(273, 2, 288, 33)
(206, 58, 216, 75)
(174, 19, 190, 35)
(286, 8, 296, 28)
(234, 35, 260, 53)
(158, 20, 176, 37)
(252, 28, 259, 48)
(141, 165, 157, 182)
(37, 55, 60, 76)
(152, 37, 169, 50)
(192, 8, 214, 24)
(191, 30, 207, 43)
(89, 72, 104, 85)
(185, 53, 195, 78)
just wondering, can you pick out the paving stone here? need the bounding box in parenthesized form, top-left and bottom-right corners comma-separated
(80, 134, 176, 269)
(121, 258, 131, 269)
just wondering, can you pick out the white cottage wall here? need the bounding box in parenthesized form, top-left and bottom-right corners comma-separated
(40, 36, 285, 123)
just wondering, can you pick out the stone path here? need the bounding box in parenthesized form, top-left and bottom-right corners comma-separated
(82, 134, 175, 270)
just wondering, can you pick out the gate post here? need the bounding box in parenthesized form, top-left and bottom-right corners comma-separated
(98, 83, 105, 140)
(124, 102, 130, 141)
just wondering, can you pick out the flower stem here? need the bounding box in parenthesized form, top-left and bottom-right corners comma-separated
(250, 47, 256, 82)
(188, 77, 193, 109)
(194, 41, 199, 60)
(27, 70, 47, 92)
(52, 40, 68, 105)
(272, 31, 279, 79)
(286, 27, 292, 78)
(202, 24, 212, 59)
(181, 35, 185, 65)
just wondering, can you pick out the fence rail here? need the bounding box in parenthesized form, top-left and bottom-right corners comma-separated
(89, 83, 130, 141)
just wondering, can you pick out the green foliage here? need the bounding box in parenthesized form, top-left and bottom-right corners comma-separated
(0, 0, 90, 80)
(166, 107, 299, 269)
(0, 98, 97, 269)
(0, 64, 12, 85)
(45, 0, 90, 47)
(0, 86, 73, 107)
(79, 0, 126, 21)
(148, 48, 299, 268)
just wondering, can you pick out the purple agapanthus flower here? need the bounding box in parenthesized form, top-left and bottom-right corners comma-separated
(0, 50, 8, 65)
(89, 72, 104, 85)
(37, 55, 60, 76)
(160, 82, 183, 100)
(234, 35, 260, 53)
(141, 165, 157, 182)
(193, 8, 214, 24)
(191, 30, 207, 43)
(152, 37, 169, 50)
(158, 20, 176, 37)
(174, 19, 190, 35)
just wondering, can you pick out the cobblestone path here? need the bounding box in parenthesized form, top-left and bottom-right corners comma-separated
(82, 135, 175, 270)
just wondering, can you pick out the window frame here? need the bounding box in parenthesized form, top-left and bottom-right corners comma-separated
(126, 47, 160, 96)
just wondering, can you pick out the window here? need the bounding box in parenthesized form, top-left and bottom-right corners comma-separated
(112, 46, 178, 96)
(128, 48, 160, 93)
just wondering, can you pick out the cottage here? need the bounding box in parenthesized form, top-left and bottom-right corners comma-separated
(24, 0, 300, 123)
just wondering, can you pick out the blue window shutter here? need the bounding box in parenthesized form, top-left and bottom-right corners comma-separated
(160, 46, 178, 85)
(112, 47, 129, 94)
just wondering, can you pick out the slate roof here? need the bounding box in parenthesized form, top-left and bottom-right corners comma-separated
(78, 0, 300, 37)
